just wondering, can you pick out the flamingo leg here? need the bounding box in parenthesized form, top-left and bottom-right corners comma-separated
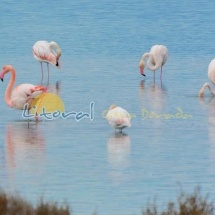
(154, 71, 155, 83)
(40, 62, 44, 85)
(47, 63, 50, 85)
(160, 66, 163, 80)
(56, 81, 60, 95)
(160, 66, 163, 87)
(35, 116, 39, 123)
(34, 111, 39, 122)
(27, 109, 30, 128)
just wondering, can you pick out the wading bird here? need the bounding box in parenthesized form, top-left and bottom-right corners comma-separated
(199, 59, 215, 97)
(106, 104, 131, 132)
(0, 65, 47, 111)
(32, 40, 62, 83)
(139, 45, 168, 80)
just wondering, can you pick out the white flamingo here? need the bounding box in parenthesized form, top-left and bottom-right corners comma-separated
(139, 45, 168, 80)
(199, 59, 215, 97)
(32, 40, 62, 83)
(106, 105, 131, 132)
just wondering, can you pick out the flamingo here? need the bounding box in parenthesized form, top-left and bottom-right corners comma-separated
(199, 59, 215, 97)
(0, 65, 47, 110)
(32, 40, 62, 83)
(139, 45, 169, 80)
(106, 104, 131, 132)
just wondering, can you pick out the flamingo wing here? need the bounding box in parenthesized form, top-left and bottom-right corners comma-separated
(32, 41, 56, 65)
(150, 45, 168, 65)
(208, 59, 215, 85)
(106, 107, 131, 129)
(11, 84, 46, 110)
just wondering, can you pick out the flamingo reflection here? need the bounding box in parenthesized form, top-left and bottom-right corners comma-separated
(5, 122, 45, 187)
(47, 80, 61, 95)
(139, 80, 167, 124)
(199, 97, 215, 134)
(107, 132, 131, 183)
(139, 80, 167, 111)
(199, 97, 215, 166)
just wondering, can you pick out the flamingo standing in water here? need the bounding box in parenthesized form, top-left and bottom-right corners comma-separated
(0, 65, 47, 111)
(139, 45, 169, 80)
(32, 40, 62, 83)
(199, 59, 215, 97)
(106, 104, 131, 132)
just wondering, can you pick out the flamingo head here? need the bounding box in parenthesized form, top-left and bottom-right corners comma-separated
(139, 60, 146, 76)
(198, 89, 204, 97)
(0, 72, 4, 82)
(198, 83, 211, 97)
(49, 41, 62, 69)
(56, 58, 61, 69)
(0, 65, 13, 82)
(56, 48, 62, 68)
(109, 104, 117, 110)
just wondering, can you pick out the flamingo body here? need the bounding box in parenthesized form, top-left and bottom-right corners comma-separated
(32, 40, 62, 83)
(0, 65, 46, 110)
(148, 45, 168, 67)
(208, 59, 215, 84)
(199, 59, 215, 97)
(139, 44, 168, 77)
(10, 84, 37, 109)
(106, 105, 131, 131)
(32, 41, 61, 67)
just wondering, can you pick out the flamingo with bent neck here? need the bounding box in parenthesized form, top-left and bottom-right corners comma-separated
(106, 104, 131, 132)
(0, 65, 47, 110)
(199, 59, 215, 97)
(139, 45, 169, 80)
(32, 40, 62, 84)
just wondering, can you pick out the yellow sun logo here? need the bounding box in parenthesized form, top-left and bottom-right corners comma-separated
(30, 93, 65, 115)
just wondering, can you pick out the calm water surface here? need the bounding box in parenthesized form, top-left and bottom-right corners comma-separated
(1, 1, 215, 215)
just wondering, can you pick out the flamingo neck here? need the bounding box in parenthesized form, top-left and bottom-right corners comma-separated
(141, 52, 161, 71)
(50, 41, 61, 58)
(141, 52, 150, 62)
(147, 61, 161, 71)
(199, 83, 215, 97)
(4, 67, 15, 107)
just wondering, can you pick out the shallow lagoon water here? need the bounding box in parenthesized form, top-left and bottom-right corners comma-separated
(1, 1, 215, 215)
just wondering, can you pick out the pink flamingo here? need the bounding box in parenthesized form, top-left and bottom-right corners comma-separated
(32, 40, 62, 83)
(199, 59, 215, 97)
(106, 104, 131, 132)
(139, 45, 168, 80)
(0, 65, 47, 110)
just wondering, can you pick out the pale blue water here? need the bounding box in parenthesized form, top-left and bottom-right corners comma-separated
(1, 1, 215, 215)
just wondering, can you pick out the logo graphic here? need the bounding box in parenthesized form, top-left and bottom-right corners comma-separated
(22, 93, 94, 121)
(30, 93, 65, 116)
(141, 107, 192, 120)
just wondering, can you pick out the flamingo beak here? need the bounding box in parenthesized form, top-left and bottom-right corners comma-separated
(139, 67, 146, 76)
(56, 59, 61, 69)
(1, 78, 3, 82)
